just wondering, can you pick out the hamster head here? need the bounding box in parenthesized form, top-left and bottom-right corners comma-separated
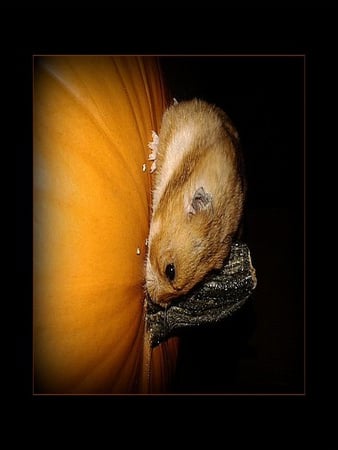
(145, 186, 237, 306)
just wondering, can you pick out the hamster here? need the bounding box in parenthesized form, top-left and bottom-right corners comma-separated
(145, 98, 245, 306)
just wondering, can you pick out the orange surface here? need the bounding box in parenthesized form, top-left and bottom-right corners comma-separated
(33, 55, 178, 394)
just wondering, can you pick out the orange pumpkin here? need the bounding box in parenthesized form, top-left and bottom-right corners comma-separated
(33, 55, 178, 394)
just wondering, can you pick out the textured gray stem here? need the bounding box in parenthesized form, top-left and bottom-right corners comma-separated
(146, 241, 257, 347)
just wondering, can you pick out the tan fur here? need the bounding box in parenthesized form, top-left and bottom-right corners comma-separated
(146, 98, 245, 305)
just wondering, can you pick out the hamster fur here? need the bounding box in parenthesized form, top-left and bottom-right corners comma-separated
(146, 98, 245, 305)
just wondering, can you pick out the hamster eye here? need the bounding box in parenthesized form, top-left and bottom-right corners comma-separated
(165, 263, 176, 282)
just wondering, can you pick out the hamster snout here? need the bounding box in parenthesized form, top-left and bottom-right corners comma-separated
(145, 98, 245, 305)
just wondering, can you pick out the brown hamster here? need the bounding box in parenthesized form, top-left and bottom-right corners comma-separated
(145, 98, 245, 305)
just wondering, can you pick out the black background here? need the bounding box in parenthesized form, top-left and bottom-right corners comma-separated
(159, 55, 305, 394)
(13, 6, 336, 449)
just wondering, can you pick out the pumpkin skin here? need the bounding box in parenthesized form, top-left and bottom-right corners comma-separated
(33, 56, 178, 394)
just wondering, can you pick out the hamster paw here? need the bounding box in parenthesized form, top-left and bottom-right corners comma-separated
(148, 130, 159, 173)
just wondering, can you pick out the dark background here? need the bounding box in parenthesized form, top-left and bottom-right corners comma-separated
(159, 56, 305, 394)
(14, 6, 336, 448)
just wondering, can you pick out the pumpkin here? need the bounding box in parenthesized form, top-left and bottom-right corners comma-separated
(33, 55, 179, 394)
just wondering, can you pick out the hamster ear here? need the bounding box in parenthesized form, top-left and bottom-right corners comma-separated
(187, 187, 213, 216)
